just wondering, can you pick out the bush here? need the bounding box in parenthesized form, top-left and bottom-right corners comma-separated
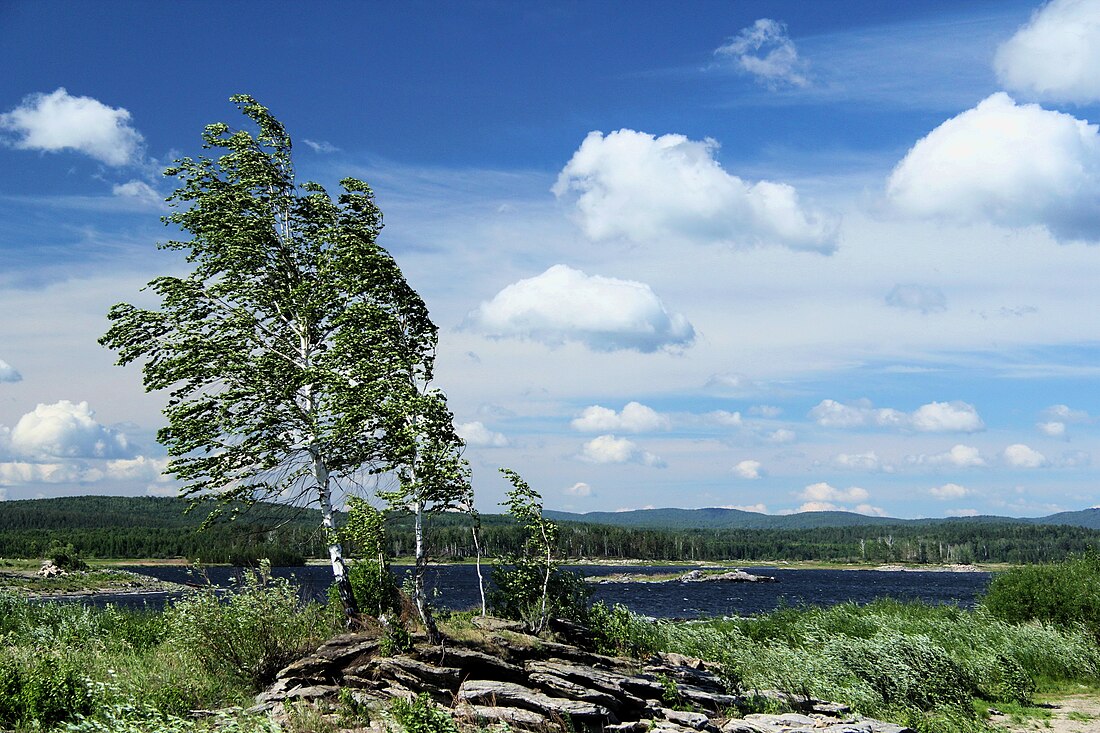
(589, 602, 658, 658)
(389, 693, 459, 733)
(167, 562, 336, 689)
(982, 554, 1100, 639)
(0, 650, 97, 729)
(347, 559, 400, 617)
(489, 564, 592, 627)
(46, 541, 90, 572)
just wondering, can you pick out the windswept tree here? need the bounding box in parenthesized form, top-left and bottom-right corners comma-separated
(100, 95, 462, 618)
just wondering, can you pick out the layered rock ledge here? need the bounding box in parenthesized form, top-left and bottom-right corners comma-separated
(254, 617, 910, 733)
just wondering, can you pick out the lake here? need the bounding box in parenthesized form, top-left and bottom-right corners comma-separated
(97, 563, 993, 618)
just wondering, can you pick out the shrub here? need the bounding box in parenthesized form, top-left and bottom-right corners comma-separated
(489, 563, 592, 627)
(347, 559, 400, 617)
(589, 602, 658, 658)
(389, 693, 459, 733)
(0, 650, 97, 729)
(167, 562, 336, 689)
(46, 541, 90, 572)
(982, 554, 1100, 639)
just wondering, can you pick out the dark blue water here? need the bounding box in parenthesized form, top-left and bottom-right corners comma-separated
(96, 564, 992, 619)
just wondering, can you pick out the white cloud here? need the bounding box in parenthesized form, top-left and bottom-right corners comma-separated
(834, 451, 891, 472)
(715, 18, 810, 88)
(704, 373, 760, 396)
(1056, 450, 1091, 467)
(456, 421, 508, 448)
(302, 139, 340, 153)
(810, 399, 983, 433)
(112, 180, 162, 208)
(1004, 443, 1049, 468)
(553, 129, 838, 252)
(885, 284, 947, 314)
(768, 428, 797, 443)
(800, 481, 869, 503)
(749, 405, 782, 418)
(10, 400, 133, 459)
(571, 401, 670, 433)
(1044, 404, 1090, 422)
(104, 456, 168, 481)
(0, 88, 144, 166)
(795, 499, 885, 516)
(945, 508, 980, 517)
(724, 503, 769, 514)
(911, 402, 985, 432)
(930, 482, 969, 499)
(1038, 421, 1067, 437)
(732, 459, 762, 479)
(0, 461, 87, 485)
(564, 482, 593, 497)
(909, 444, 987, 468)
(995, 0, 1100, 104)
(887, 93, 1100, 242)
(706, 410, 743, 427)
(0, 358, 21, 383)
(579, 434, 665, 468)
(468, 264, 695, 353)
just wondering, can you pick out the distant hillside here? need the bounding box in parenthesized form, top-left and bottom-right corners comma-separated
(545, 506, 1100, 531)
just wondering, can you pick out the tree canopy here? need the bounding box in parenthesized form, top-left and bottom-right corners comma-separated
(100, 95, 465, 617)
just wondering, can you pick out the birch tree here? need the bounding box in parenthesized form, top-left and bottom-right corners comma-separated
(100, 95, 451, 618)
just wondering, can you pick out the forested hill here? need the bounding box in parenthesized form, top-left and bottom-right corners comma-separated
(543, 506, 1100, 530)
(3, 495, 1100, 565)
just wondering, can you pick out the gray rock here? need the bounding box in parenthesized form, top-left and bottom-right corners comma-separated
(659, 708, 712, 730)
(454, 703, 550, 729)
(427, 647, 525, 679)
(527, 671, 622, 709)
(457, 679, 616, 723)
(719, 720, 769, 733)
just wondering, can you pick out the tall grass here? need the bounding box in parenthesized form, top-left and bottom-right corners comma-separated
(652, 598, 1100, 733)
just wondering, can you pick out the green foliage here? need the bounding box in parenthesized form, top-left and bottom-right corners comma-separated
(167, 563, 336, 689)
(46, 540, 90, 571)
(61, 700, 280, 732)
(654, 598, 1100, 731)
(389, 693, 459, 733)
(0, 650, 97, 729)
(983, 553, 1100, 639)
(347, 559, 401, 617)
(492, 468, 587, 632)
(588, 602, 659, 658)
(380, 620, 414, 656)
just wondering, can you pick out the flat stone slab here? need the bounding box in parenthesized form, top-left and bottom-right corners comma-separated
(458, 679, 616, 722)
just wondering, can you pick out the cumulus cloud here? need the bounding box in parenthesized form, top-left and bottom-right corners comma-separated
(795, 498, 886, 516)
(887, 93, 1100, 242)
(749, 405, 782, 418)
(768, 429, 797, 443)
(1045, 404, 1090, 422)
(0, 359, 21, 383)
(909, 444, 987, 468)
(563, 482, 593, 497)
(834, 451, 891, 472)
(706, 410, 743, 427)
(930, 482, 969, 499)
(1004, 443, 1048, 468)
(553, 129, 838, 252)
(995, 0, 1100, 104)
(468, 265, 695, 352)
(715, 18, 810, 88)
(1038, 421, 1067, 437)
(810, 399, 983, 433)
(732, 459, 762, 479)
(800, 482, 869, 504)
(571, 402, 670, 433)
(579, 434, 665, 467)
(112, 180, 162, 208)
(10, 401, 133, 459)
(946, 508, 980, 517)
(704, 373, 760, 396)
(885, 284, 947, 314)
(725, 503, 769, 514)
(0, 88, 144, 166)
(456, 421, 508, 448)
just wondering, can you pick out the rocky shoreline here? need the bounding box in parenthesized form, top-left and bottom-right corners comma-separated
(253, 616, 911, 733)
(589, 569, 777, 584)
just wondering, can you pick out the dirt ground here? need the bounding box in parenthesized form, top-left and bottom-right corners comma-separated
(993, 694, 1100, 733)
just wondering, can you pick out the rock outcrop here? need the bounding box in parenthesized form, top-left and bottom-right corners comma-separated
(254, 617, 911, 733)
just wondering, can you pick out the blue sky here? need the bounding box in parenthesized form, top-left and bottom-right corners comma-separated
(3, 0, 1100, 518)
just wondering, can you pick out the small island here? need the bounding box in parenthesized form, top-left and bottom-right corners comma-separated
(588, 567, 777, 584)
